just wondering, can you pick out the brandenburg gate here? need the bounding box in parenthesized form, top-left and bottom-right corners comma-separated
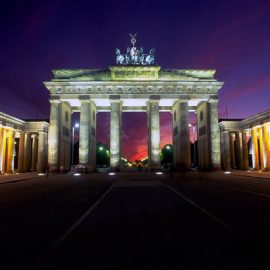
(44, 36, 224, 172)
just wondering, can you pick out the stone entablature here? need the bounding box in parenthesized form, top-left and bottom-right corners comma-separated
(241, 109, 270, 130)
(44, 81, 222, 97)
(45, 67, 223, 110)
(0, 112, 25, 131)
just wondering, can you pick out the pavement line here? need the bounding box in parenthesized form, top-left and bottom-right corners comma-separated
(162, 184, 227, 227)
(220, 184, 270, 198)
(44, 183, 114, 257)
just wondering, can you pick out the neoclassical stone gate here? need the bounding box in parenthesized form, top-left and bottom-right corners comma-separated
(44, 65, 223, 171)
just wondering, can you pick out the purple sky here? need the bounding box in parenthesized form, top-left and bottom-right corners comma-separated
(1, 0, 270, 160)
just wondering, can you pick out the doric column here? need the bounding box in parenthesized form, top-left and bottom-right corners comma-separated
(0, 128, 7, 173)
(48, 99, 60, 171)
(24, 132, 31, 172)
(0, 128, 5, 173)
(18, 132, 25, 173)
(6, 130, 15, 173)
(262, 124, 270, 170)
(222, 130, 231, 170)
(242, 130, 249, 170)
(89, 103, 96, 171)
(147, 99, 160, 171)
(110, 99, 122, 171)
(209, 100, 221, 170)
(79, 99, 90, 166)
(235, 132, 243, 169)
(258, 127, 264, 169)
(251, 127, 259, 169)
(37, 131, 47, 172)
(31, 134, 38, 171)
(172, 99, 190, 171)
(230, 133, 235, 169)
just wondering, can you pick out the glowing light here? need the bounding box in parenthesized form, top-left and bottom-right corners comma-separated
(74, 173, 81, 176)
(99, 146, 103, 151)
(74, 123, 79, 128)
(156, 172, 163, 175)
(224, 171, 231, 174)
(166, 145, 171, 150)
(109, 172, 115, 176)
(38, 173, 45, 176)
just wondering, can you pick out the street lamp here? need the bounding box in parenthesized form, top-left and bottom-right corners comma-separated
(71, 123, 79, 166)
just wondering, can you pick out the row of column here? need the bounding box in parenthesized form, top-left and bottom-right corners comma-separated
(0, 127, 47, 173)
(221, 123, 270, 170)
(48, 98, 221, 171)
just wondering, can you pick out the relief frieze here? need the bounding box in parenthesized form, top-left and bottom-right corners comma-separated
(48, 84, 220, 96)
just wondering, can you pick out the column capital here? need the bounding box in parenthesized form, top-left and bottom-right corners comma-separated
(79, 95, 91, 102)
(49, 96, 61, 104)
(208, 97, 219, 104)
(109, 95, 121, 100)
(149, 95, 160, 100)
(179, 95, 189, 101)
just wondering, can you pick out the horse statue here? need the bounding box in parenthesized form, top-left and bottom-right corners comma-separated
(145, 48, 155, 65)
(126, 47, 131, 64)
(137, 47, 145, 65)
(115, 48, 125, 64)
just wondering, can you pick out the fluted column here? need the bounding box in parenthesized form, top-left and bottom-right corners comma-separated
(37, 131, 47, 172)
(31, 134, 38, 171)
(252, 127, 259, 169)
(48, 99, 60, 171)
(235, 132, 243, 169)
(209, 100, 221, 170)
(18, 132, 25, 173)
(262, 124, 270, 170)
(0, 128, 5, 172)
(258, 127, 264, 169)
(79, 100, 91, 165)
(6, 130, 15, 173)
(229, 133, 235, 169)
(24, 132, 31, 172)
(147, 99, 160, 171)
(242, 130, 249, 170)
(173, 99, 190, 171)
(110, 100, 122, 171)
(222, 130, 231, 170)
(89, 103, 96, 171)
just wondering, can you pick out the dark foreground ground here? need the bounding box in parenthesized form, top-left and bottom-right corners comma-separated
(1, 171, 270, 269)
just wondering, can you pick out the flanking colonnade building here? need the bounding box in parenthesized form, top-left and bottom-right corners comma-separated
(219, 110, 270, 171)
(0, 112, 49, 173)
(44, 65, 223, 172)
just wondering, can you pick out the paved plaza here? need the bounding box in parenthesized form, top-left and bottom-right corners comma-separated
(1, 171, 270, 269)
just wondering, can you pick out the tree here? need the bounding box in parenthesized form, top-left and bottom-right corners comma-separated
(96, 142, 110, 166)
(160, 144, 173, 164)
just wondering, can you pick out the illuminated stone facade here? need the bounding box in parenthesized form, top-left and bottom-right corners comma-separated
(0, 112, 49, 173)
(219, 110, 270, 170)
(44, 66, 223, 171)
